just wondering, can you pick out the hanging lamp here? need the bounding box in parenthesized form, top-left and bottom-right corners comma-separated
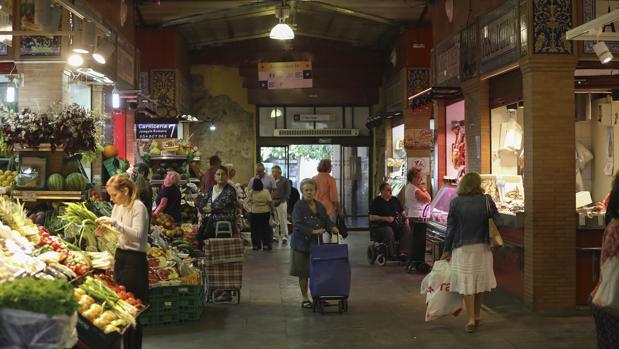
(270, 2, 294, 40)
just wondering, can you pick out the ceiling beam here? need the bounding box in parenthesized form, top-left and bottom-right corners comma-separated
(161, 2, 279, 27)
(297, 1, 397, 26)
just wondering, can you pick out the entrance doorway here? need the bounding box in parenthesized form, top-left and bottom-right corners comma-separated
(259, 144, 370, 229)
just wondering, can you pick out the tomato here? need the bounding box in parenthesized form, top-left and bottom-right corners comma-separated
(117, 291, 127, 300)
(117, 285, 126, 292)
(125, 291, 134, 300)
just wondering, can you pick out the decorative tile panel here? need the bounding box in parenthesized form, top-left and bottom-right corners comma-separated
(520, 0, 529, 57)
(479, 0, 518, 73)
(532, 0, 573, 54)
(150, 69, 176, 114)
(407, 68, 430, 98)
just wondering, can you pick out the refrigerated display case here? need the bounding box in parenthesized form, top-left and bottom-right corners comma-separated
(423, 183, 458, 259)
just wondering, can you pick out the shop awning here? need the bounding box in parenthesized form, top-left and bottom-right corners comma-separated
(408, 86, 462, 111)
(365, 111, 403, 129)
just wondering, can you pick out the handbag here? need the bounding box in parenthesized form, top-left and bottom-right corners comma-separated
(335, 214, 349, 239)
(485, 195, 504, 248)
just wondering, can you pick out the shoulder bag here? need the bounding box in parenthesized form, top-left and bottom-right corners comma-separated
(485, 195, 504, 248)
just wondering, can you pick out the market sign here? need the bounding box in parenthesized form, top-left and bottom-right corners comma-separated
(293, 114, 334, 122)
(258, 61, 313, 89)
(435, 35, 460, 86)
(136, 123, 177, 139)
(583, 0, 619, 53)
(479, 0, 518, 74)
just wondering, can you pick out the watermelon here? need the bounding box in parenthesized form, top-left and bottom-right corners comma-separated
(65, 172, 88, 191)
(47, 173, 64, 191)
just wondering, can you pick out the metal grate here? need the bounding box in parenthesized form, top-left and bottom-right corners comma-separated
(273, 129, 360, 137)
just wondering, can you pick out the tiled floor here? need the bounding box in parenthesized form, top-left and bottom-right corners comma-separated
(143, 232, 597, 349)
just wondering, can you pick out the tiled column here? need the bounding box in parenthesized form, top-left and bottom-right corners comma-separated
(461, 78, 490, 173)
(521, 55, 576, 310)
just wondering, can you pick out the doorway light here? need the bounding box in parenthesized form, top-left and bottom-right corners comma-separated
(6, 85, 15, 103)
(112, 87, 120, 109)
(429, 114, 435, 130)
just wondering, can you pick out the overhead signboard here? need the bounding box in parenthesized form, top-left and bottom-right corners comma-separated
(258, 61, 313, 89)
(136, 123, 178, 139)
(293, 114, 334, 122)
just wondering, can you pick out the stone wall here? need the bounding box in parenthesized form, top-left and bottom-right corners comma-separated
(190, 71, 254, 184)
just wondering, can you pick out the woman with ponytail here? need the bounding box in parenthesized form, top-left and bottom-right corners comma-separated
(96, 174, 149, 349)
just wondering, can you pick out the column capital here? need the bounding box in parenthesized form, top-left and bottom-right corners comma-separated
(519, 55, 577, 75)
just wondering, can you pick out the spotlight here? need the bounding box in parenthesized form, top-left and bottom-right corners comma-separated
(73, 21, 96, 54)
(92, 38, 115, 64)
(67, 53, 84, 67)
(209, 124, 216, 131)
(593, 41, 613, 64)
(112, 88, 120, 109)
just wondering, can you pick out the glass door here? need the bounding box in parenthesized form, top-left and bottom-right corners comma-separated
(340, 146, 370, 229)
(258, 146, 290, 178)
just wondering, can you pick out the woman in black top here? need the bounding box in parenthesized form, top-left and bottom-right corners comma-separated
(197, 166, 238, 242)
(154, 171, 182, 223)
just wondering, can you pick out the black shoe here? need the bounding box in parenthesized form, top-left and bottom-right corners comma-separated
(282, 239, 288, 245)
(263, 245, 272, 251)
(252, 246, 261, 251)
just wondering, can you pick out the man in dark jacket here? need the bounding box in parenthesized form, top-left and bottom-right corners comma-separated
(271, 165, 291, 244)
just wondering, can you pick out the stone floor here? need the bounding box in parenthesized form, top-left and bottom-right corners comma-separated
(143, 232, 597, 349)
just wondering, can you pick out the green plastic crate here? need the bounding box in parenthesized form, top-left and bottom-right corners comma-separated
(176, 285, 202, 297)
(179, 306, 204, 323)
(150, 286, 179, 298)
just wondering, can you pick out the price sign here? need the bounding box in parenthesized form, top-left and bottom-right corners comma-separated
(21, 191, 38, 202)
(136, 123, 178, 139)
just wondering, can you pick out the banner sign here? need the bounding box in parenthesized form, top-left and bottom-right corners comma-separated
(479, 0, 518, 74)
(258, 61, 313, 89)
(136, 123, 178, 139)
(293, 114, 334, 122)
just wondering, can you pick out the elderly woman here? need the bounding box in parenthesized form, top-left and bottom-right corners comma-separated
(290, 178, 339, 309)
(154, 171, 182, 223)
(313, 159, 340, 223)
(197, 166, 238, 242)
(591, 172, 619, 349)
(441, 172, 502, 333)
(405, 166, 431, 272)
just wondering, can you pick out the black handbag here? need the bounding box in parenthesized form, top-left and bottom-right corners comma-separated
(335, 214, 349, 238)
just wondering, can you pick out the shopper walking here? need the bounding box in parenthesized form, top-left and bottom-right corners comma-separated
(591, 172, 619, 349)
(96, 175, 149, 349)
(153, 171, 182, 224)
(203, 155, 222, 192)
(405, 167, 432, 272)
(248, 162, 277, 192)
(271, 165, 291, 245)
(248, 179, 273, 250)
(441, 172, 501, 333)
(369, 182, 412, 260)
(290, 178, 339, 309)
(197, 166, 238, 243)
(313, 159, 339, 223)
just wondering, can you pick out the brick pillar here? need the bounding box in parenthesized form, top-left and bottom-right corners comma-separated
(521, 56, 576, 310)
(461, 78, 490, 173)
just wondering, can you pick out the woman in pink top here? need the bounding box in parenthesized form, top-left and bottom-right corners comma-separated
(312, 159, 339, 223)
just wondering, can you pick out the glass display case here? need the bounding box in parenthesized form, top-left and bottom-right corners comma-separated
(423, 183, 458, 238)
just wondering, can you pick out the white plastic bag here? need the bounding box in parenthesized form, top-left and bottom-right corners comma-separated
(593, 256, 619, 310)
(420, 260, 463, 321)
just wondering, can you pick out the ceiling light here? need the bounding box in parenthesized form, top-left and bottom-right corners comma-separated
(112, 88, 120, 109)
(270, 23, 294, 40)
(270, 3, 294, 40)
(67, 53, 84, 67)
(593, 41, 613, 64)
(209, 124, 216, 131)
(73, 21, 96, 54)
(92, 38, 115, 64)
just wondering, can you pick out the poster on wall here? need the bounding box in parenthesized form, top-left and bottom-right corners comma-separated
(20, 0, 61, 57)
(258, 61, 312, 89)
(446, 101, 466, 179)
(405, 129, 434, 150)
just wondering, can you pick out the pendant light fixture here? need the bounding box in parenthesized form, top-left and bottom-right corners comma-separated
(67, 53, 84, 67)
(112, 87, 120, 109)
(5, 76, 15, 103)
(270, 2, 294, 40)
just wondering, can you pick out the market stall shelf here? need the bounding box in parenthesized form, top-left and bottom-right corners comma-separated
(12, 190, 83, 201)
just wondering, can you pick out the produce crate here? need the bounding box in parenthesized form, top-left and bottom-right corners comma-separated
(76, 314, 123, 349)
(150, 286, 179, 298)
(179, 306, 203, 323)
(176, 285, 202, 297)
(141, 312, 181, 327)
(150, 297, 178, 314)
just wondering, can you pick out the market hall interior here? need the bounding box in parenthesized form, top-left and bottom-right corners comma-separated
(0, 0, 616, 348)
